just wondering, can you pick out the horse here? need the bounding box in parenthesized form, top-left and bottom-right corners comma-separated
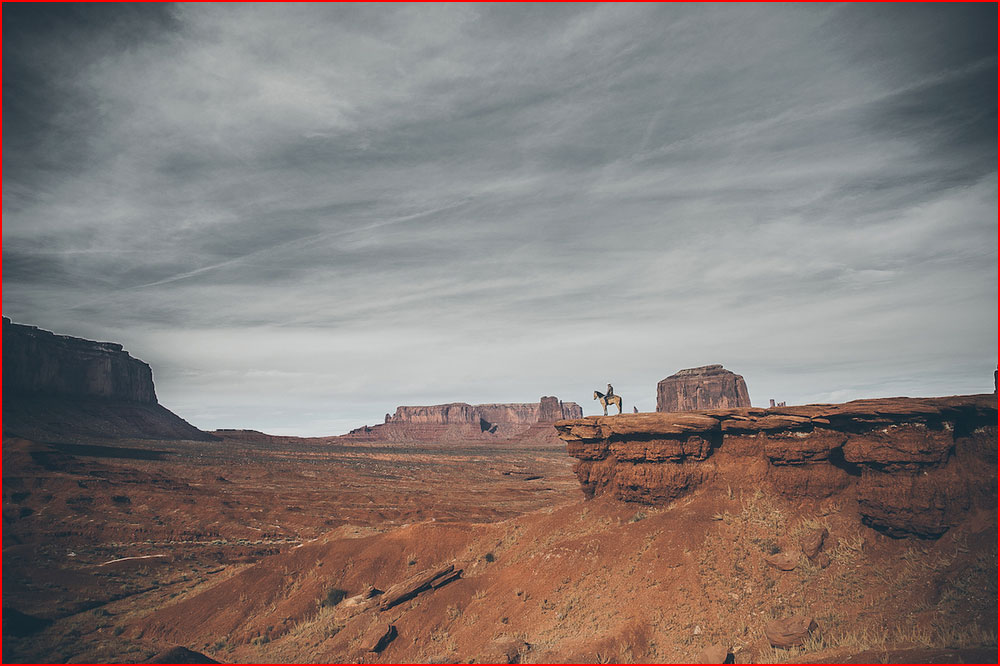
(593, 390, 623, 416)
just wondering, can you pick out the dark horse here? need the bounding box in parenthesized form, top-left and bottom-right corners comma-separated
(593, 390, 623, 416)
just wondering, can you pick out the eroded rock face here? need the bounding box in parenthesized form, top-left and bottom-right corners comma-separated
(657, 364, 751, 413)
(390, 399, 582, 425)
(354, 397, 583, 442)
(555, 395, 997, 538)
(3, 318, 215, 442)
(4, 318, 156, 403)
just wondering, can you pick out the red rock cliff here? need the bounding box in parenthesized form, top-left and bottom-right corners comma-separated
(2, 318, 215, 441)
(389, 398, 582, 426)
(657, 364, 751, 412)
(4, 317, 157, 403)
(346, 397, 583, 443)
(555, 394, 997, 538)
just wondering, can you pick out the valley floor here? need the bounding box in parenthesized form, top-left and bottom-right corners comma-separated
(2, 428, 996, 663)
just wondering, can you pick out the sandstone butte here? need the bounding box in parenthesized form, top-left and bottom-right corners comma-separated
(344, 396, 583, 443)
(556, 394, 997, 538)
(657, 364, 751, 412)
(2, 317, 215, 442)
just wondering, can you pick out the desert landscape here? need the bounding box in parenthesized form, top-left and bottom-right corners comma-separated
(3, 320, 997, 664)
(3, 4, 996, 665)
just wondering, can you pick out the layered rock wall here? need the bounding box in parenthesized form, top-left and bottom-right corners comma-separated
(389, 398, 582, 426)
(556, 395, 997, 538)
(3, 318, 214, 441)
(657, 364, 751, 412)
(4, 318, 156, 403)
(348, 398, 582, 443)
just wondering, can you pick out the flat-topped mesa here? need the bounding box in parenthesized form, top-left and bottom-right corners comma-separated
(657, 364, 751, 412)
(4, 317, 156, 403)
(388, 397, 582, 426)
(555, 394, 997, 539)
(348, 397, 583, 442)
(3, 317, 215, 441)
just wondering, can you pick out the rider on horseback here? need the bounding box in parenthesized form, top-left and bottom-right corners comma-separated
(607, 383, 614, 399)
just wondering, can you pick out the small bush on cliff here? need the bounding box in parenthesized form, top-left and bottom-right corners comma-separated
(484, 552, 495, 563)
(319, 587, 348, 608)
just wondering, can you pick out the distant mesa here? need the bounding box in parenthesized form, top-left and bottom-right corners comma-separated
(385, 397, 582, 426)
(657, 364, 751, 413)
(347, 396, 582, 443)
(2, 317, 216, 442)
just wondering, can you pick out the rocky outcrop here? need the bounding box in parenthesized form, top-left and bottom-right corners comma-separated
(4, 318, 156, 402)
(347, 397, 583, 443)
(556, 395, 997, 538)
(3, 318, 215, 442)
(657, 364, 751, 412)
(765, 616, 817, 648)
(388, 399, 582, 426)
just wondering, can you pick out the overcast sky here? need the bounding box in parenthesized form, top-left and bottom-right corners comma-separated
(3, 3, 996, 435)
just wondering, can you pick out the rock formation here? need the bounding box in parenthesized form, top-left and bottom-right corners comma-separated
(348, 397, 582, 443)
(3, 318, 215, 442)
(4, 317, 156, 402)
(555, 394, 997, 538)
(656, 364, 751, 412)
(388, 399, 582, 426)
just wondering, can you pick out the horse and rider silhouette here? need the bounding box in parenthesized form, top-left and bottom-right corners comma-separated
(594, 382, 623, 415)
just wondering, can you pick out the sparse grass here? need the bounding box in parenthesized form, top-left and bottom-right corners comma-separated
(629, 510, 647, 523)
(758, 618, 998, 663)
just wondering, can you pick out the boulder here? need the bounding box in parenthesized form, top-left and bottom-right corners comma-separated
(362, 622, 397, 653)
(764, 552, 799, 571)
(657, 365, 751, 413)
(377, 564, 456, 611)
(764, 615, 817, 648)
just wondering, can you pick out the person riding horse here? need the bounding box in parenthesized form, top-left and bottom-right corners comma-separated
(594, 383, 623, 415)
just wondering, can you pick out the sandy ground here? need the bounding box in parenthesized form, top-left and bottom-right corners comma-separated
(2, 430, 996, 664)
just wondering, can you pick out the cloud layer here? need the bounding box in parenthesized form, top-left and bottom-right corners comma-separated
(4, 4, 996, 435)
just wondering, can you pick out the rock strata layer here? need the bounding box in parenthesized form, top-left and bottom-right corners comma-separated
(345, 397, 582, 443)
(556, 394, 997, 538)
(3, 318, 214, 441)
(388, 398, 582, 425)
(4, 317, 156, 402)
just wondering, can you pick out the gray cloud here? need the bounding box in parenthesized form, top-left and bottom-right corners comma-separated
(3, 3, 995, 435)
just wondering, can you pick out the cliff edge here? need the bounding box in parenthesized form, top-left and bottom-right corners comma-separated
(556, 394, 996, 538)
(345, 397, 583, 443)
(3, 318, 215, 442)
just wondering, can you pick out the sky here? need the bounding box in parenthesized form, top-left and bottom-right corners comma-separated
(3, 3, 996, 436)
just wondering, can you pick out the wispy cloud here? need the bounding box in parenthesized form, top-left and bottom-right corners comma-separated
(3, 3, 995, 435)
